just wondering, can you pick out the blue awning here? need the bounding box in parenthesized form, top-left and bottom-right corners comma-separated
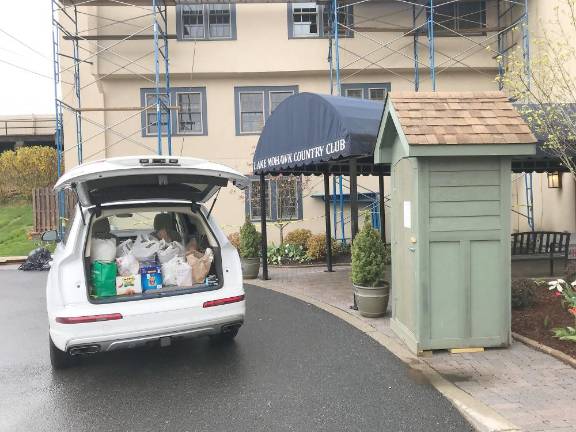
(252, 93, 387, 176)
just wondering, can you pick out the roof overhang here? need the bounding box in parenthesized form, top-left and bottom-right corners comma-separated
(253, 92, 385, 176)
(375, 91, 538, 166)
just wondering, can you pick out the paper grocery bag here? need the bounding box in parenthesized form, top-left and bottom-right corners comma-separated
(186, 248, 214, 284)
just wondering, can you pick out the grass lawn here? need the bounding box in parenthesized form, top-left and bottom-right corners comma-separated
(0, 201, 37, 257)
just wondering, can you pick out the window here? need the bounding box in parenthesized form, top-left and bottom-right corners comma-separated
(289, 2, 353, 38)
(248, 179, 271, 221)
(176, 92, 203, 134)
(140, 87, 207, 137)
(344, 88, 363, 99)
(269, 91, 294, 113)
(145, 92, 169, 135)
(239, 92, 265, 134)
(293, 3, 319, 37)
(275, 177, 299, 221)
(235, 86, 298, 135)
(429, 0, 486, 35)
(208, 4, 232, 38)
(341, 83, 391, 101)
(246, 176, 303, 222)
(177, 4, 236, 40)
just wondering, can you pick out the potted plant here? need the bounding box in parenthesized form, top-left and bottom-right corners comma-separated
(239, 220, 261, 279)
(351, 213, 390, 317)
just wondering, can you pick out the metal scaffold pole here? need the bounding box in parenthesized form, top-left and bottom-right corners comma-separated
(427, 0, 436, 91)
(522, 0, 530, 90)
(51, 0, 65, 234)
(413, 3, 420, 92)
(152, 0, 168, 155)
(72, 6, 83, 164)
(332, 0, 345, 242)
(333, 0, 341, 96)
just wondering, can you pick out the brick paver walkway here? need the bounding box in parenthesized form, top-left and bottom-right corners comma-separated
(251, 266, 576, 432)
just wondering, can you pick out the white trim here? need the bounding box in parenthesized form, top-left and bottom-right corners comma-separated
(238, 90, 265, 134)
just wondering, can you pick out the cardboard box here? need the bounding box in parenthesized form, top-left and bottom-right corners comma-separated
(116, 274, 142, 296)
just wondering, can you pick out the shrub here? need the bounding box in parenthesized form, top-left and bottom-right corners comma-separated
(333, 240, 351, 256)
(511, 278, 536, 309)
(285, 229, 312, 249)
(305, 234, 325, 260)
(0, 146, 58, 200)
(227, 232, 240, 249)
(239, 221, 260, 259)
(306, 234, 339, 260)
(267, 243, 310, 265)
(351, 214, 387, 287)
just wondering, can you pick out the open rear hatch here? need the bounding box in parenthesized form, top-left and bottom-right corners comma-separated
(54, 156, 248, 303)
(54, 156, 248, 206)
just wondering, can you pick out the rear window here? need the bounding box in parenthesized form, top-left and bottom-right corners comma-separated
(108, 212, 158, 233)
(91, 209, 209, 249)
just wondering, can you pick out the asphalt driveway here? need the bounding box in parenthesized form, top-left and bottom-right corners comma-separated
(0, 269, 471, 432)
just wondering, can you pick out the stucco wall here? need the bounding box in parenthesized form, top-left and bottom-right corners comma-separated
(57, 2, 576, 243)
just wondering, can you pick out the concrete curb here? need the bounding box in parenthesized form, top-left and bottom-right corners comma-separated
(253, 283, 520, 432)
(0, 256, 26, 265)
(512, 331, 576, 369)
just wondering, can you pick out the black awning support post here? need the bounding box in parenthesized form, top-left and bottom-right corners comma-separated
(350, 159, 359, 240)
(260, 173, 269, 280)
(324, 172, 333, 272)
(378, 174, 386, 243)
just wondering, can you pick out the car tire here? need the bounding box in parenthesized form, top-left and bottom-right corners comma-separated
(49, 337, 74, 370)
(210, 327, 239, 343)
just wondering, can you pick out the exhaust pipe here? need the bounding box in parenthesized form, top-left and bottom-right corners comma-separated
(221, 323, 242, 334)
(68, 344, 101, 356)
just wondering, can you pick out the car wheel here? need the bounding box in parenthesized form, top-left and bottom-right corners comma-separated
(210, 327, 239, 343)
(49, 337, 74, 370)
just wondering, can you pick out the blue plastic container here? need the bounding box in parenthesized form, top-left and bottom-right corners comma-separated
(140, 264, 163, 291)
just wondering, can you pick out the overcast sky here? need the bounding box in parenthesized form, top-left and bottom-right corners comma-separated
(0, 0, 54, 115)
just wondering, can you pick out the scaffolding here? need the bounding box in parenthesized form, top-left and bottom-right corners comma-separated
(51, 0, 534, 236)
(51, 0, 174, 230)
(326, 0, 533, 239)
(51, 0, 173, 172)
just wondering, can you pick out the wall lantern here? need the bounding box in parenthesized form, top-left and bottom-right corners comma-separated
(547, 172, 562, 189)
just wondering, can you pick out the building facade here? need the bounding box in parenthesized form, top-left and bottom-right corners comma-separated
(57, 0, 576, 243)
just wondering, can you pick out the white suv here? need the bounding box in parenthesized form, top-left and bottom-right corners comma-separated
(44, 156, 248, 369)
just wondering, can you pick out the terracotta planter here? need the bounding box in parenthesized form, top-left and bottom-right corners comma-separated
(241, 257, 260, 279)
(353, 281, 390, 318)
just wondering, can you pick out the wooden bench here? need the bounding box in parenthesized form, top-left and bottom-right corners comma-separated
(511, 231, 571, 276)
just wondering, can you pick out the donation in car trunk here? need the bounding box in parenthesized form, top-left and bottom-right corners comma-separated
(91, 261, 117, 298)
(54, 157, 247, 303)
(86, 209, 221, 302)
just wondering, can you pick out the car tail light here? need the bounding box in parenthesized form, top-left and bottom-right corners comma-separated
(56, 313, 123, 324)
(203, 295, 245, 308)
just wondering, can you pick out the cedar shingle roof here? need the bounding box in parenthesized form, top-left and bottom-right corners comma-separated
(389, 91, 537, 145)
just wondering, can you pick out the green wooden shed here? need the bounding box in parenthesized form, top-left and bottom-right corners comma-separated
(375, 91, 537, 354)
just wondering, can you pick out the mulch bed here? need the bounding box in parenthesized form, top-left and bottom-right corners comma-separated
(512, 286, 576, 359)
(269, 254, 351, 267)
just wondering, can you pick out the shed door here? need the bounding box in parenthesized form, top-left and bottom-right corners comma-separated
(425, 158, 510, 349)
